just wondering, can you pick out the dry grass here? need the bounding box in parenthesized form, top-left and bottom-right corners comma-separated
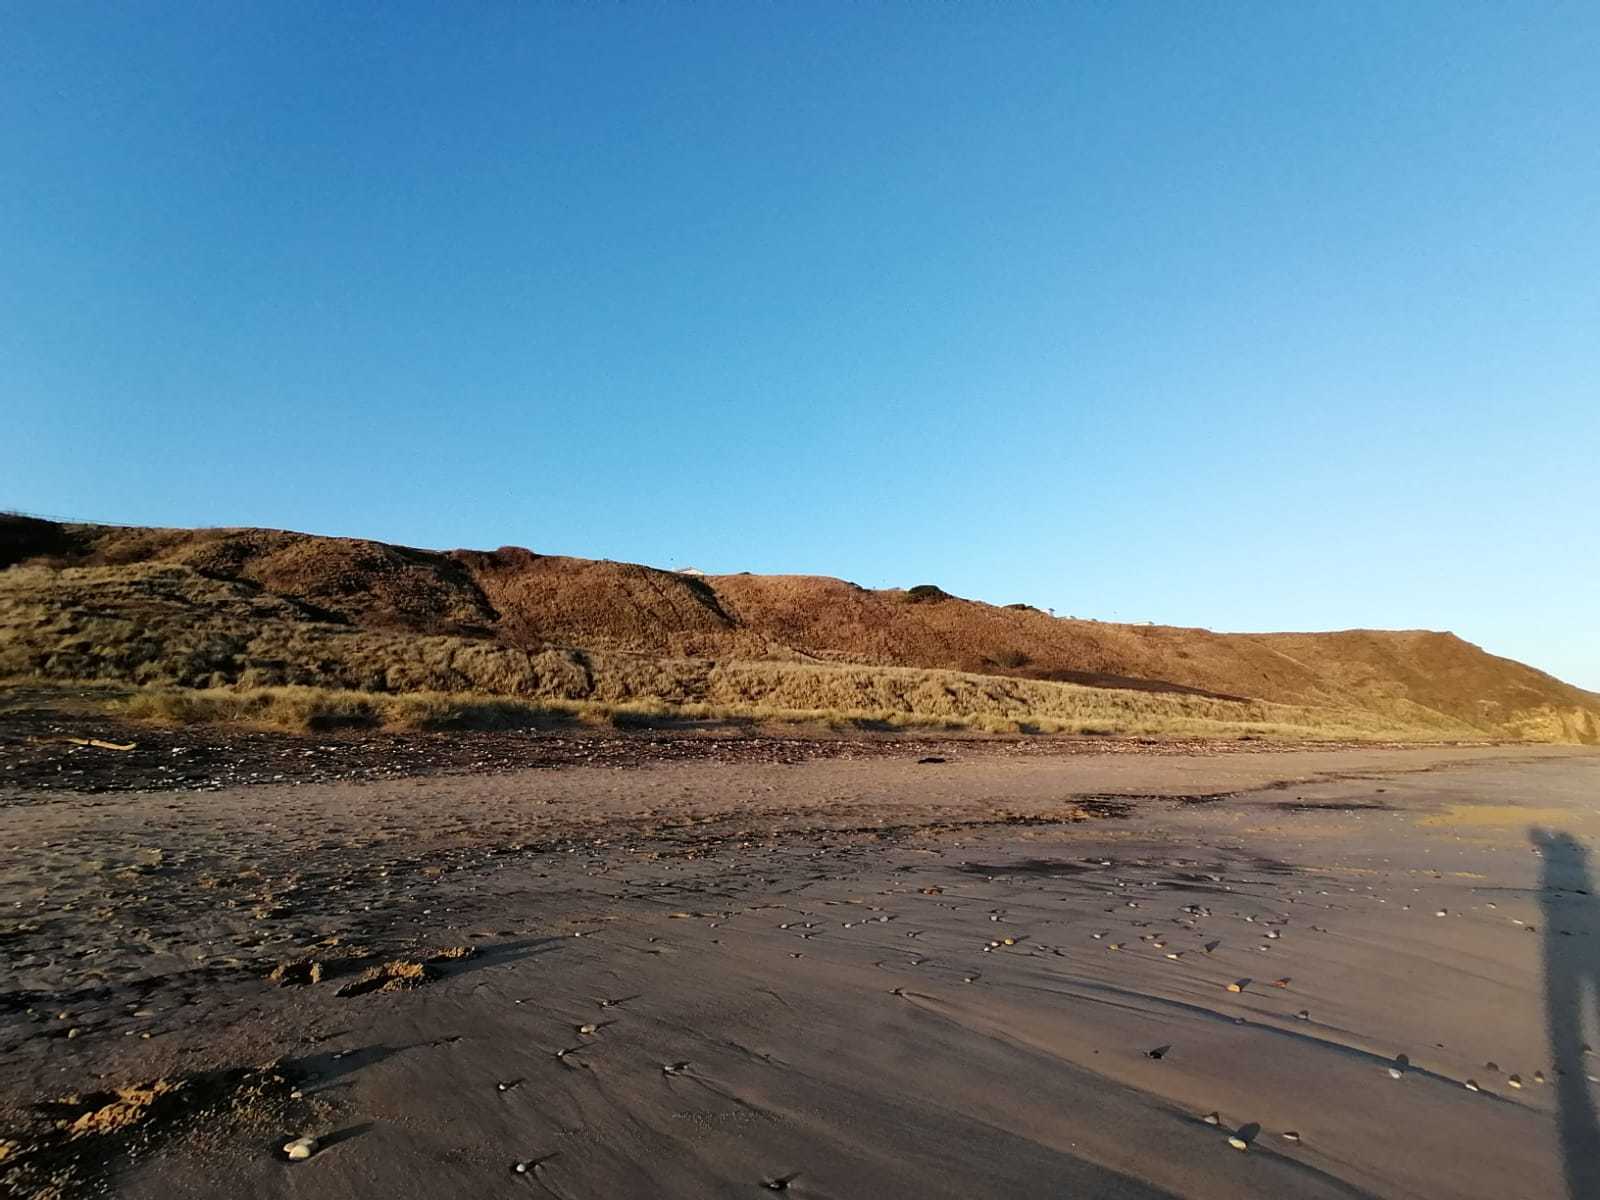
(8, 517, 1600, 744)
(0, 560, 1549, 743)
(108, 675, 1455, 742)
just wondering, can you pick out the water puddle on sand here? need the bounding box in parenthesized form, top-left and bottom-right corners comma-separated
(1416, 804, 1569, 828)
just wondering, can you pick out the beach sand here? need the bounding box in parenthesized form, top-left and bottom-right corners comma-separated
(3, 739, 1596, 1198)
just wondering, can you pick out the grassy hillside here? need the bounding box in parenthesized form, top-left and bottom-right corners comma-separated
(3, 514, 1595, 742)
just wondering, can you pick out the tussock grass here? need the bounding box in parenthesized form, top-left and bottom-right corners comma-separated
(2, 562, 1493, 742)
(110, 677, 1438, 742)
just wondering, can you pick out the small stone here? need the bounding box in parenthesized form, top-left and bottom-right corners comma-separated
(1202, 1111, 1221, 1126)
(283, 1136, 318, 1161)
(1227, 1135, 1249, 1151)
(1465, 1079, 1480, 1092)
(1282, 1130, 1301, 1142)
(1508, 1074, 1523, 1089)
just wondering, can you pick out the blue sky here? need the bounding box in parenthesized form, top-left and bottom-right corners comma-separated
(4, 3, 1597, 688)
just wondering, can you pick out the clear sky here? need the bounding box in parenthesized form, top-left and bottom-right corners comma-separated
(4, 4, 1597, 689)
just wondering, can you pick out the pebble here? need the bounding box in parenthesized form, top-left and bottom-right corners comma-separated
(1227, 1135, 1249, 1151)
(283, 1136, 319, 1161)
(1202, 1112, 1221, 1126)
(1282, 1131, 1301, 1142)
(1508, 1075, 1523, 1089)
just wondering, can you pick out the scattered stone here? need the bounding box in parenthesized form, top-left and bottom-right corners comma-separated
(1227, 979, 1249, 993)
(1282, 1130, 1301, 1142)
(283, 1135, 318, 1161)
(1202, 1112, 1221, 1126)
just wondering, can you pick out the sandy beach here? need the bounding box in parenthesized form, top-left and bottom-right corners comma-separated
(3, 737, 1597, 1199)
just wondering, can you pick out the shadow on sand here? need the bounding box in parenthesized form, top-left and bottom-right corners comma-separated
(1532, 828, 1600, 1200)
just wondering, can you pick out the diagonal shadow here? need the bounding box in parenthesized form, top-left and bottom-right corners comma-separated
(1532, 828, 1600, 1200)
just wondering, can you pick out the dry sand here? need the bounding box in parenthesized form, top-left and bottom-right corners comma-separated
(3, 739, 1597, 1198)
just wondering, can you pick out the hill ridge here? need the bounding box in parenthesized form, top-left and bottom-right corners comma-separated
(2, 514, 1595, 743)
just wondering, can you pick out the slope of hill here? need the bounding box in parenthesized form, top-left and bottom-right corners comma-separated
(3, 514, 1596, 742)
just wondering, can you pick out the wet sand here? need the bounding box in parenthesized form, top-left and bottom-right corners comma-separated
(3, 741, 1597, 1198)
